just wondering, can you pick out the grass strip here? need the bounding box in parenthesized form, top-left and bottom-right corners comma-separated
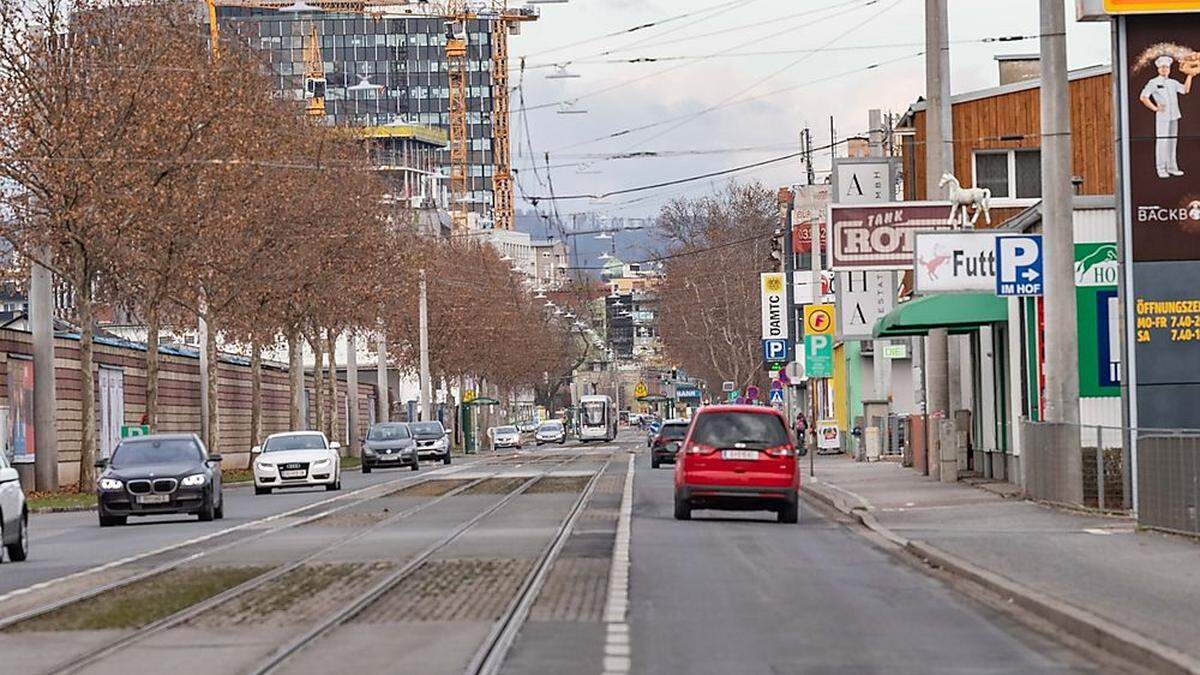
(5, 566, 267, 632)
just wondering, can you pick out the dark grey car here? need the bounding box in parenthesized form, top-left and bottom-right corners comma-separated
(362, 423, 419, 473)
(95, 434, 223, 527)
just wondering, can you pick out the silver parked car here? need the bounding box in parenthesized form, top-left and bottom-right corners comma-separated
(0, 451, 28, 561)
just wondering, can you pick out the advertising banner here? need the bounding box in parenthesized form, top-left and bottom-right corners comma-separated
(1118, 14, 1200, 427)
(1106, 0, 1200, 13)
(831, 159, 897, 205)
(912, 231, 999, 293)
(836, 271, 896, 339)
(792, 184, 830, 254)
(760, 272, 788, 340)
(1075, 243, 1122, 398)
(828, 202, 954, 270)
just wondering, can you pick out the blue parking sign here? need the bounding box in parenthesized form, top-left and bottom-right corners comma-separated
(996, 235, 1044, 297)
(762, 339, 788, 363)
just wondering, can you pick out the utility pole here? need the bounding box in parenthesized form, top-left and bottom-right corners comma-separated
(30, 250, 58, 491)
(868, 109, 891, 405)
(376, 331, 390, 423)
(198, 295, 210, 442)
(418, 269, 433, 422)
(1039, 0, 1079, 425)
(346, 331, 359, 456)
(924, 0, 952, 479)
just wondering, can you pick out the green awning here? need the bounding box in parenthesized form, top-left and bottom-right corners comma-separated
(873, 293, 1008, 338)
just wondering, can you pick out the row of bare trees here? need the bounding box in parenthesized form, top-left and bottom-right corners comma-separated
(654, 183, 779, 396)
(0, 0, 588, 487)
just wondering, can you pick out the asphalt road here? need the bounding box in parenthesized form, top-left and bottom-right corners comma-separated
(628, 448, 1101, 675)
(0, 454, 489, 599)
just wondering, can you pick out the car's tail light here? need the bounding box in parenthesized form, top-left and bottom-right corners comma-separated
(764, 444, 795, 458)
(687, 443, 717, 455)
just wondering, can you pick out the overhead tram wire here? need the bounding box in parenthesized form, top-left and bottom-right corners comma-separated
(547, 50, 921, 154)
(526, 135, 859, 203)
(512, 0, 883, 116)
(615, 0, 906, 152)
(519, 0, 746, 60)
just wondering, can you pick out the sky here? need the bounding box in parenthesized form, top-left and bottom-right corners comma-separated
(507, 0, 1113, 226)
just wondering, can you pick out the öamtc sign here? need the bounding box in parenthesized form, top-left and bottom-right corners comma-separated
(760, 272, 788, 340)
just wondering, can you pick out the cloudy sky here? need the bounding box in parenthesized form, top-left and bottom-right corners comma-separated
(507, 0, 1112, 223)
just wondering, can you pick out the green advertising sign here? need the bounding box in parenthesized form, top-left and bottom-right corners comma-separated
(1075, 243, 1120, 399)
(120, 425, 149, 439)
(805, 335, 834, 379)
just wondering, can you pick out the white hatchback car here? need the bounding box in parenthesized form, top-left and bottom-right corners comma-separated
(0, 451, 29, 562)
(252, 431, 342, 494)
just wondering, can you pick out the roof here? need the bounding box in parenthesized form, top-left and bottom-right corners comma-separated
(1003, 194, 1117, 233)
(697, 404, 785, 417)
(994, 53, 1041, 62)
(123, 433, 198, 442)
(907, 64, 1110, 113)
(266, 430, 326, 439)
(873, 293, 1009, 338)
(662, 418, 691, 426)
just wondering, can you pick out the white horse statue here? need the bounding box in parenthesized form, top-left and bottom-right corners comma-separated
(939, 173, 991, 227)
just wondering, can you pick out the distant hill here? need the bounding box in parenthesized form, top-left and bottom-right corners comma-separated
(514, 210, 664, 277)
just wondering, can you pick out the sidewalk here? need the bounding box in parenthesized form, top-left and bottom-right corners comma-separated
(804, 454, 1200, 674)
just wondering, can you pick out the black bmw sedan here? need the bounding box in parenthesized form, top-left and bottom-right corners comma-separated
(362, 422, 419, 473)
(95, 433, 224, 527)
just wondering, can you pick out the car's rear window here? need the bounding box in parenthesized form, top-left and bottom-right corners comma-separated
(660, 424, 689, 440)
(690, 412, 789, 449)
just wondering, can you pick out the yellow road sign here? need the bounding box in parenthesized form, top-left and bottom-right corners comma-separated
(463, 389, 476, 403)
(634, 382, 648, 398)
(804, 304, 835, 336)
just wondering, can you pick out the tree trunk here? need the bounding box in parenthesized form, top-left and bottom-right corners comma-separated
(77, 282, 97, 489)
(205, 312, 220, 455)
(310, 333, 325, 434)
(325, 328, 338, 444)
(250, 341, 262, 445)
(287, 330, 304, 429)
(144, 308, 161, 432)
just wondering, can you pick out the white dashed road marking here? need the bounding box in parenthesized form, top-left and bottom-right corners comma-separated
(602, 453, 635, 675)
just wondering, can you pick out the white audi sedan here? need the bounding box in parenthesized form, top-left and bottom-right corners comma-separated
(252, 431, 342, 495)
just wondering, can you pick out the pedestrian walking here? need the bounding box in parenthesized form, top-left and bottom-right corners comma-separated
(794, 412, 808, 447)
(1140, 54, 1194, 178)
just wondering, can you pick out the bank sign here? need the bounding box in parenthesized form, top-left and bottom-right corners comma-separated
(913, 231, 999, 293)
(828, 202, 955, 270)
(760, 272, 788, 340)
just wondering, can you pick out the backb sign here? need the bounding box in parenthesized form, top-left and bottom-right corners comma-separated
(996, 235, 1044, 297)
(760, 273, 789, 340)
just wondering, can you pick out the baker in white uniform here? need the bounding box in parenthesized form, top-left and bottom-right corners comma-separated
(1140, 55, 1193, 179)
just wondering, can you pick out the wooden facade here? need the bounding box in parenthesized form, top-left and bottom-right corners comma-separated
(902, 68, 1114, 201)
(0, 329, 376, 486)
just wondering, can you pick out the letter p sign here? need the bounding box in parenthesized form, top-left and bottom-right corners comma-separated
(995, 235, 1044, 297)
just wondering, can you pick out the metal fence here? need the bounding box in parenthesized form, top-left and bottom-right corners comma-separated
(1137, 430, 1200, 537)
(1022, 421, 1127, 512)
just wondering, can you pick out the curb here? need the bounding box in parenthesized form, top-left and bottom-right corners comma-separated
(802, 480, 1200, 675)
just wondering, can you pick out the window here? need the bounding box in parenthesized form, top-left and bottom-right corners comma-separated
(972, 149, 1041, 200)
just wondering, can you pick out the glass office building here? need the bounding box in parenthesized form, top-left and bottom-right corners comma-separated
(218, 8, 497, 216)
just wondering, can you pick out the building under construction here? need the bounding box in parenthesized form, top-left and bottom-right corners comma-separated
(216, 3, 535, 229)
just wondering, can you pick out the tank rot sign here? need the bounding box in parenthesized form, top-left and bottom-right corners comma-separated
(828, 203, 954, 270)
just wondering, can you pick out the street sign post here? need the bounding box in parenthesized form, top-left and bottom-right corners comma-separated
(785, 360, 805, 382)
(805, 335, 834, 378)
(120, 425, 149, 439)
(769, 389, 785, 406)
(762, 339, 788, 363)
(721, 381, 735, 392)
(727, 390, 739, 403)
(463, 389, 477, 404)
(996, 234, 1044, 297)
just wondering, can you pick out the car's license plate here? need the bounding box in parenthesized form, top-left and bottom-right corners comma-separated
(281, 469, 306, 478)
(137, 494, 169, 504)
(722, 450, 759, 461)
(380, 455, 397, 461)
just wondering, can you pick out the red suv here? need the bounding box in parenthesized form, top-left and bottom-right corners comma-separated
(673, 405, 803, 523)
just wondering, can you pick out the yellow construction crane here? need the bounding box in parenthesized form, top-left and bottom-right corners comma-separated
(303, 25, 327, 118)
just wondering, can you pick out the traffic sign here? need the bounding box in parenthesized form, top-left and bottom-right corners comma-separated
(996, 235, 1044, 297)
(634, 381, 648, 399)
(463, 390, 477, 403)
(745, 385, 760, 400)
(762, 338, 788, 363)
(769, 389, 785, 405)
(727, 389, 739, 403)
(883, 343, 909, 359)
(769, 378, 784, 390)
(804, 304, 835, 336)
(722, 381, 735, 392)
(805, 334, 834, 378)
(120, 425, 149, 439)
(785, 360, 805, 382)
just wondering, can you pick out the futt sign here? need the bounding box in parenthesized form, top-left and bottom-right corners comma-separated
(913, 231, 999, 293)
